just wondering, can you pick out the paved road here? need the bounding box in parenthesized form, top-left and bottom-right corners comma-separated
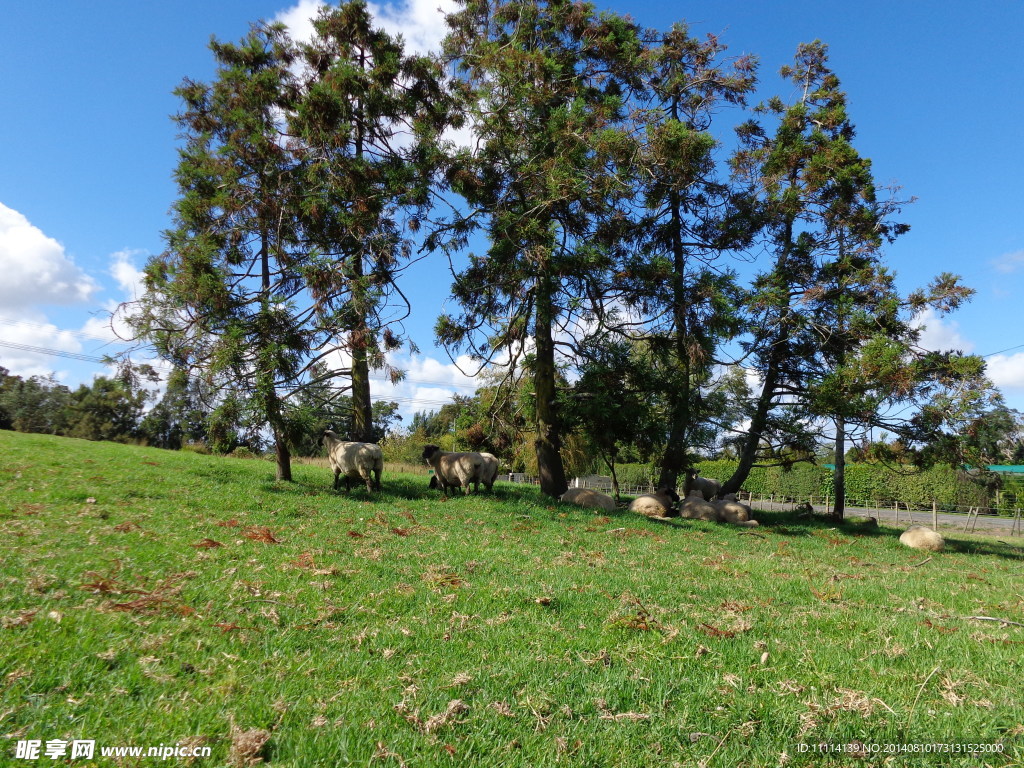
(751, 500, 1023, 535)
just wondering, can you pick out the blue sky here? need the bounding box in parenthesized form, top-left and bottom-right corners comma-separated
(1, 0, 1022, 421)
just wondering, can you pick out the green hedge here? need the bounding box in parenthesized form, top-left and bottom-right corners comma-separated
(693, 461, 993, 511)
(600, 460, 997, 511)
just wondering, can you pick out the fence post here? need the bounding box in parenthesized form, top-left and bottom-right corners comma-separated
(894, 501, 899, 525)
(932, 500, 937, 532)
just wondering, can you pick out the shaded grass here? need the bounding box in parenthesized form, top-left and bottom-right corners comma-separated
(2, 431, 1023, 766)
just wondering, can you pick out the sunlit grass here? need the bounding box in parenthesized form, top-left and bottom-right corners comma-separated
(2, 430, 1022, 766)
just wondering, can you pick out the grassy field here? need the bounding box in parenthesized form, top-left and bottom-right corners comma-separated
(2, 431, 1022, 767)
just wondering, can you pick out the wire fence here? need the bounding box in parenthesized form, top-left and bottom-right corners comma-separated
(511, 475, 1024, 535)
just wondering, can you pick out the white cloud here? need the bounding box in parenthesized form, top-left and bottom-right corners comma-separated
(0, 203, 98, 309)
(985, 353, 1024, 391)
(109, 249, 147, 300)
(276, 0, 456, 54)
(0, 310, 84, 380)
(911, 307, 974, 353)
(367, 0, 457, 55)
(992, 249, 1024, 275)
(370, 351, 483, 421)
(274, 0, 321, 44)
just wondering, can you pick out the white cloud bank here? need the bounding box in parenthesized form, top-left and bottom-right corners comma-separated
(992, 249, 1024, 275)
(276, 0, 456, 54)
(0, 202, 98, 310)
(985, 353, 1024, 392)
(911, 307, 975, 354)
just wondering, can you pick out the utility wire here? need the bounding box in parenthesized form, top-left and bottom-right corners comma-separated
(0, 338, 481, 390)
(0, 340, 109, 364)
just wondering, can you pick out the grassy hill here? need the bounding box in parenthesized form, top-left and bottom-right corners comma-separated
(2, 431, 1022, 766)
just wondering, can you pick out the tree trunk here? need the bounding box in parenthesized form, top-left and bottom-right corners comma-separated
(832, 416, 845, 519)
(350, 74, 374, 444)
(659, 382, 690, 491)
(350, 331, 372, 442)
(601, 450, 621, 501)
(534, 269, 568, 499)
(274, 425, 292, 482)
(656, 158, 691, 493)
(720, 355, 780, 496)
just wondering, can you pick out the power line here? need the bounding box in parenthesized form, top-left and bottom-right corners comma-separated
(983, 343, 1024, 358)
(0, 318, 129, 344)
(0, 337, 481, 389)
(0, 340, 109, 364)
(0, 340, 470, 409)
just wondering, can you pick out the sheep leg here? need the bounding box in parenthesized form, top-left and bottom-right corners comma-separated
(333, 470, 341, 492)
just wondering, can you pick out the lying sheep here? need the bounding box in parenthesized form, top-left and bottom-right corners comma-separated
(423, 445, 486, 495)
(560, 487, 617, 512)
(678, 490, 719, 521)
(899, 525, 944, 552)
(713, 493, 760, 527)
(679, 491, 760, 527)
(684, 468, 721, 501)
(628, 487, 680, 519)
(321, 430, 383, 492)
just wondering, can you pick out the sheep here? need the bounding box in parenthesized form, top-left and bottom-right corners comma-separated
(899, 525, 944, 552)
(479, 452, 500, 492)
(560, 487, 617, 512)
(628, 487, 680, 519)
(684, 468, 721, 501)
(678, 490, 719, 522)
(422, 445, 486, 495)
(713, 493, 760, 527)
(679, 490, 760, 528)
(321, 430, 383, 492)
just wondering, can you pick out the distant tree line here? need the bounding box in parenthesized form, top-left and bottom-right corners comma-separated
(0, 365, 399, 456)
(99, 0, 1005, 515)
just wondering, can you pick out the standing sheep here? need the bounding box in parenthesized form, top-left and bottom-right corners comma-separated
(321, 430, 383, 492)
(423, 445, 486, 495)
(628, 487, 680, 519)
(560, 487, 617, 512)
(684, 468, 722, 501)
(479, 452, 500, 492)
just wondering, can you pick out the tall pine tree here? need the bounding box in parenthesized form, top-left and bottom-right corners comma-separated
(437, 0, 644, 497)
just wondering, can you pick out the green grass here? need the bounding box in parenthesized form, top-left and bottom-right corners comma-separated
(1, 430, 1022, 767)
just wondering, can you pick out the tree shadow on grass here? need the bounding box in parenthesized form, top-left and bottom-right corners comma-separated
(940, 536, 1024, 561)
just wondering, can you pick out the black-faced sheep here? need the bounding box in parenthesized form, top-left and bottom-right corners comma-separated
(423, 445, 486, 495)
(899, 525, 944, 552)
(560, 487, 617, 512)
(321, 430, 383, 492)
(684, 468, 721, 501)
(628, 487, 680, 519)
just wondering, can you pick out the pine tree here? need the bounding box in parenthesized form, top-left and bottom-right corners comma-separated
(129, 5, 448, 478)
(437, 0, 644, 497)
(614, 24, 757, 489)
